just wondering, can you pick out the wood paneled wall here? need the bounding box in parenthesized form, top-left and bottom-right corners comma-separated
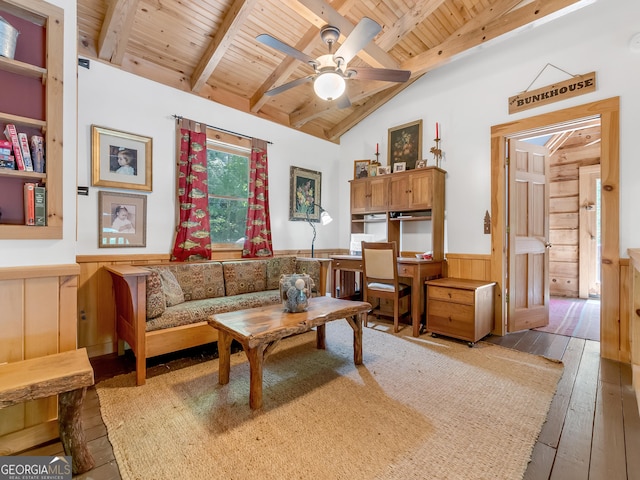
(549, 142, 600, 297)
(0, 264, 80, 455)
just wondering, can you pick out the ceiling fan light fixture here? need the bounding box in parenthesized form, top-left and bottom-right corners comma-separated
(313, 71, 346, 101)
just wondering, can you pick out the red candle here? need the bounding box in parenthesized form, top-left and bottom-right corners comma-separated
(376, 143, 379, 154)
(435, 122, 439, 139)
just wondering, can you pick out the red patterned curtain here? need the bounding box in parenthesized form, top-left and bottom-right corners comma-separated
(242, 138, 273, 257)
(171, 119, 212, 261)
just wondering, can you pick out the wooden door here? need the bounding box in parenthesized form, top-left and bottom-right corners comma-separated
(579, 164, 601, 298)
(387, 173, 410, 211)
(508, 140, 550, 332)
(350, 179, 368, 214)
(368, 177, 389, 212)
(407, 169, 433, 210)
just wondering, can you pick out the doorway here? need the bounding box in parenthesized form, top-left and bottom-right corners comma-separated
(513, 119, 602, 340)
(490, 97, 621, 361)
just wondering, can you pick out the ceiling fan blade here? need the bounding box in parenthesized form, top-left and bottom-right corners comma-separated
(256, 34, 318, 67)
(334, 17, 381, 64)
(264, 75, 314, 96)
(349, 67, 411, 83)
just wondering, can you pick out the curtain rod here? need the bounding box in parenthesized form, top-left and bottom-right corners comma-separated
(172, 115, 272, 144)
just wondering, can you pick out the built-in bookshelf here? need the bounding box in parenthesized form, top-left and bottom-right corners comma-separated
(0, 0, 63, 239)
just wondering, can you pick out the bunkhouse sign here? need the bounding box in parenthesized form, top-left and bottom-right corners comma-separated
(508, 72, 596, 114)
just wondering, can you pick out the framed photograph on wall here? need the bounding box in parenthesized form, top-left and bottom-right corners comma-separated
(289, 166, 321, 222)
(98, 191, 147, 248)
(388, 119, 422, 171)
(92, 125, 153, 191)
(354, 159, 370, 179)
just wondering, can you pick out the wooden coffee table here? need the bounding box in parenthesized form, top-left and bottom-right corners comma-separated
(209, 296, 371, 409)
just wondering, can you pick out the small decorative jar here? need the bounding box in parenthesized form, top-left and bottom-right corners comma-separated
(279, 274, 314, 313)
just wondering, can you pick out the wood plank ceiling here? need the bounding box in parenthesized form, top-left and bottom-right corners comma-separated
(77, 0, 591, 143)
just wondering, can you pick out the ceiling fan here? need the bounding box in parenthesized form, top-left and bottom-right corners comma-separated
(256, 17, 411, 105)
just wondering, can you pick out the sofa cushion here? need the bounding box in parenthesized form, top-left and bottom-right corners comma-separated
(168, 262, 225, 301)
(266, 256, 297, 290)
(150, 267, 185, 307)
(295, 258, 321, 294)
(145, 290, 281, 332)
(223, 261, 267, 296)
(145, 269, 166, 319)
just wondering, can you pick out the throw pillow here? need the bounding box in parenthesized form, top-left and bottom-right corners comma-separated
(223, 261, 266, 296)
(145, 269, 166, 319)
(152, 267, 185, 307)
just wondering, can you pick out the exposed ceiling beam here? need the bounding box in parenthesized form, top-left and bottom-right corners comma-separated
(98, 0, 140, 64)
(327, 76, 423, 142)
(326, 0, 590, 138)
(402, 0, 589, 75)
(376, 0, 446, 51)
(191, 0, 259, 93)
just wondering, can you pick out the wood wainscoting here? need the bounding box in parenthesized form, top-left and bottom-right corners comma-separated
(448, 252, 632, 363)
(76, 249, 338, 359)
(0, 263, 80, 455)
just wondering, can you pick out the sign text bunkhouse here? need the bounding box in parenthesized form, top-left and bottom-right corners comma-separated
(508, 72, 596, 114)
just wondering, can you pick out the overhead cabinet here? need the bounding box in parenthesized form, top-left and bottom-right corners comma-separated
(351, 175, 388, 214)
(349, 167, 446, 260)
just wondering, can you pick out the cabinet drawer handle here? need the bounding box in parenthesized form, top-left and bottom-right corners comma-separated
(448, 292, 452, 298)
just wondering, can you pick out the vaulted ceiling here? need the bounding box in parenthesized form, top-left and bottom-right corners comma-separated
(77, 0, 589, 143)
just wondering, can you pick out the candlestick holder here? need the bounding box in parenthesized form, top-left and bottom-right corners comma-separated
(372, 151, 380, 165)
(429, 138, 442, 168)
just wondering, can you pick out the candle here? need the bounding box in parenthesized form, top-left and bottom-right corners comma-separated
(376, 143, 379, 154)
(435, 122, 439, 139)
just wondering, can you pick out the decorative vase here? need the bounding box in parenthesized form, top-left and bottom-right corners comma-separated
(279, 274, 313, 312)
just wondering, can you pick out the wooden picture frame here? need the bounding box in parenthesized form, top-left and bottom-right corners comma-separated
(92, 125, 153, 191)
(393, 162, 406, 173)
(354, 159, 370, 179)
(416, 160, 426, 169)
(369, 165, 378, 176)
(388, 119, 422, 171)
(98, 191, 147, 248)
(289, 166, 321, 222)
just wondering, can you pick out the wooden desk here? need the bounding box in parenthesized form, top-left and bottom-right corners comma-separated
(330, 255, 443, 337)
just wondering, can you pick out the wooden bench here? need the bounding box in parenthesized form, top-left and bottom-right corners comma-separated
(0, 348, 96, 475)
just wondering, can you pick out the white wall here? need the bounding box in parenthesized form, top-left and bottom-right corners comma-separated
(340, 0, 640, 256)
(76, 62, 341, 255)
(0, 0, 77, 267)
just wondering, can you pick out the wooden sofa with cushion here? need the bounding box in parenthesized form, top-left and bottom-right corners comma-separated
(105, 256, 329, 385)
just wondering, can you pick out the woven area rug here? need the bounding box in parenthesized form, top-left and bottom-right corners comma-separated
(96, 322, 563, 480)
(534, 297, 600, 341)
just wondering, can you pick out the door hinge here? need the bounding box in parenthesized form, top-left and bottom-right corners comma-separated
(505, 156, 509, 166)
(505, 294, 509, 303)
(506, 226, 510, 235)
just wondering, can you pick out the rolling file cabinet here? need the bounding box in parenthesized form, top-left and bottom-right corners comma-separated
(425, 278, 496, 346)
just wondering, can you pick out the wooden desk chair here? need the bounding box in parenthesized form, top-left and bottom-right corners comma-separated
(361, 241, 411, 332)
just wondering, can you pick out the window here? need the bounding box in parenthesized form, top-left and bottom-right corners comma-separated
(206, 128, 251, 248)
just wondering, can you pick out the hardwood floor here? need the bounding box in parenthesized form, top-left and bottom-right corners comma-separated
(17, 330, 640, 479)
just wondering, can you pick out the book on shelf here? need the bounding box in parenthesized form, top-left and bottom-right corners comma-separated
(17, 133, 34, 171)
(24, 182, 36, 226)
(0, 154, 15, 169)
(30, 135, 45, 173)
(3, 124, 26, 171)
(0, 139, 11, 157)
(34, 185, 46, 226)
